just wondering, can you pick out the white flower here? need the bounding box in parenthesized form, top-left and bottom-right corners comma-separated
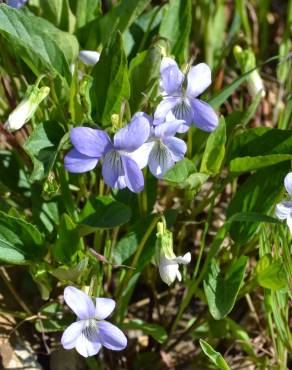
(78, 50, 101, 66)
(155, 221, 191, 285)
(275, 172, 292, 233)
(4, 85, 50, 132)
(159, 252, 191, 285)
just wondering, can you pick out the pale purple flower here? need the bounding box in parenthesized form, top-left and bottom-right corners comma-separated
(154, 57, 218, 133)
(7, 0, 27, 8)
(61, 286, 127, 358)
(64, 127, 111, 173)
(275, 172, 292, 233)
(64, 114, 150, 193)
(132, 116, 187, 178)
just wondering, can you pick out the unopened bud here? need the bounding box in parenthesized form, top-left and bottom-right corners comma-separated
(4, 85, 50, 132)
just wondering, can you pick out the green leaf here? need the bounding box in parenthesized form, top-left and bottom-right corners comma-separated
(51, 258, 88, 282)
(73, 0, 101, 29)
(39, 0, 76, 33)
(204, 256, 248, 320)
(121, 319, 167, 344)
(256, 254, 287, 290)
(159, 0, 192, 63)
(79, 196, 132, 231)
(0, 211, 44, 264)
(90, 32, 130, 126)
(200, 116, 226, 174)
(0, 4, 78, 81)
(228, 127, 292, 172)
(98, 0, 151, 45)
(35, 303, 73, 332)
(114, 232, 138, 265)
(208, 67, 258, 110)
(199, 339, 231, 370)
(52, 214, 83, 264)
(230, 154, 292, 172)
(129, 46, 161, 112)
(183, 173, 209, 191)
(227, 162, 289, 244)
(23, 121, 65, 182)
(164, 158, 196, 183)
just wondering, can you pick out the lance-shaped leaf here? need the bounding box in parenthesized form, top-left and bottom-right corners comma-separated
(200, 116, 226, 174)
(204, 256, 248, 320)
(199, 339, 231, 370)
(159, 0, 192, 63)
(90, 32, 130, 126)
(129, 46, 161, 112)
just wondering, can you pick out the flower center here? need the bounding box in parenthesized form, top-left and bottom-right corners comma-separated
(83, 319, 99, 341)
(172, 98, 192, 120)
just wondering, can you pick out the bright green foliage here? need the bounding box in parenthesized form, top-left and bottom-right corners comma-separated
(204, 256, 248, 320)
(90, 31, 130, 126)
(0, 4, 78, 81)
(159, 0, 192, 63)
(200, 116, 226, 174)
(199, 339, 231, 370)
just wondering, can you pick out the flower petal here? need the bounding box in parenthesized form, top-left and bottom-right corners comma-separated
(70, 127, 111, 158)
(64, 148, 98, 173)
(95, 298, 116, 320)
(121, 155, 144, 193)
(175, 252, 191, 265)
(159, 258, 179, 285)
(75, 331, 102, 358)
(153, 97, 180, 125)
(162, 137, 187, 162)
(148, 142, 174, 178)
(154, 120, 184, 138)
(275, 201, 292, 220)
(128, 142, 154, 169)
(102, 151, 126, 190)
(79, 50, 100, 66)
(160, 57, 184, 95)
(64, 286, 95, 320)
(98, 321, 127, 351)
(191, 99, 218, 132)
(284, 172, 292, 196)
(61, 321, 85, 349)
(113, 114, 150, 152)
(186, 63, 212, 98)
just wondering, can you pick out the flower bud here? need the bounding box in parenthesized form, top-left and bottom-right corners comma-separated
(233, 45, 265, 98)
(155, 221, 191, 285)
(78, 50, 100, 66)
(4, 85, 50, 132)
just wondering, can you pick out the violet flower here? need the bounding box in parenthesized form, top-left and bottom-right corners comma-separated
(132, 116, 187, 178)
(64, 114, 150, 193)
(275, 172, 292, 233)
(154, 57, 218, 133)
(61, 286, 127, 358)
(7, 0, 27, 8)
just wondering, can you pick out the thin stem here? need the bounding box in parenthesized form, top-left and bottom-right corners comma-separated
(115, 216, 159, 299)
(0, 267, 32, 315)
